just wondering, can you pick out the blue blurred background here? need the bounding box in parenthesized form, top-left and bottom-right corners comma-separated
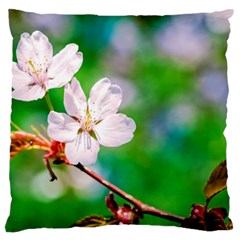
(7, 10, 230, 231)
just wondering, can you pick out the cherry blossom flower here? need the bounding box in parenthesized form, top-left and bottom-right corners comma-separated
(12, 31, 83, 101)
(47, 78, 136, 165)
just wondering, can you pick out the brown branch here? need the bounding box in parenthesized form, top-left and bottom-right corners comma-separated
(11, 130, 185, 223)
(44, 156, 58, 181)
(74, 163, 185, 224)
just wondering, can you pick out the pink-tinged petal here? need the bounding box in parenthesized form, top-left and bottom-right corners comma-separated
(94, 113, 136, 147)
(12, 85, 45, 101)
(65, 132, 100, 165)
(12, 62, 32, 89)
(88, 78, 122, 121)
(47, 44, 83, 89)
(17, 31, 53, 73)
(64, 78, 87, 119)
(47, 111, 80, 142)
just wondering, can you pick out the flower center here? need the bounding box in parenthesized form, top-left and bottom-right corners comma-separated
(76, 108, 101, 142)
(83, 111, 94, 132)
(75, 112, 96, 152)
(28, 60, 39, 77)
(27, 60, 48, 89)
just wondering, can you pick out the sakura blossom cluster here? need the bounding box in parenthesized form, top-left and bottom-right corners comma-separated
(12, 31, 136, 166)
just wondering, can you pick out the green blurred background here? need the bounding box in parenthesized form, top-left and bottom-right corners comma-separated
(7, 10, 230, 231)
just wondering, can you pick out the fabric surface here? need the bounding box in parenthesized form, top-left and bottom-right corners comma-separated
(7, 10, 232, 231)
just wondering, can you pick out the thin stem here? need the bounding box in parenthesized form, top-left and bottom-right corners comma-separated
(205, 197, 211, 210)
(74, 163, 185, 224)
(11, 120, 23, 131)
(30, 125, 51, 145)
(44, 157, 58, 181)
(44, 92, 54, 111)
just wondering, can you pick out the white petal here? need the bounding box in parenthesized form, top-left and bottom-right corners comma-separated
(88, 78, 122, 120)
(94, 113, 136, 147)
(64, 78, 87, 119)
(12, 85, 45, 101)
(47, 44, 83, 89)
(47, 111, 80, 142)
(12, 62, 32, 89)
(65, 132, 100, 165)
(17, 31, 53, 73)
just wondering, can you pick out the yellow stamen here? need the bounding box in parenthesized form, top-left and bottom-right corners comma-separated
(28, 60, 38, 76)
(85, 112, 92, 126)
(84, 106, 92, 128)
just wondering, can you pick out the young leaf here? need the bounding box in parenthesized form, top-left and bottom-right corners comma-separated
(72, 215, 118, 227)
(204, 160, 227, 200)
(10, 131, 50, 159)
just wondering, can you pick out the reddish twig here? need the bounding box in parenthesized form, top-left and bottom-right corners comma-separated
(74, 163, 185, 224)
(11, 130, 185, 224)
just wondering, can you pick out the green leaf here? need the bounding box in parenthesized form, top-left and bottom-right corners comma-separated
(204, 160, 228, 200)
(73, 215, 118, 227)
